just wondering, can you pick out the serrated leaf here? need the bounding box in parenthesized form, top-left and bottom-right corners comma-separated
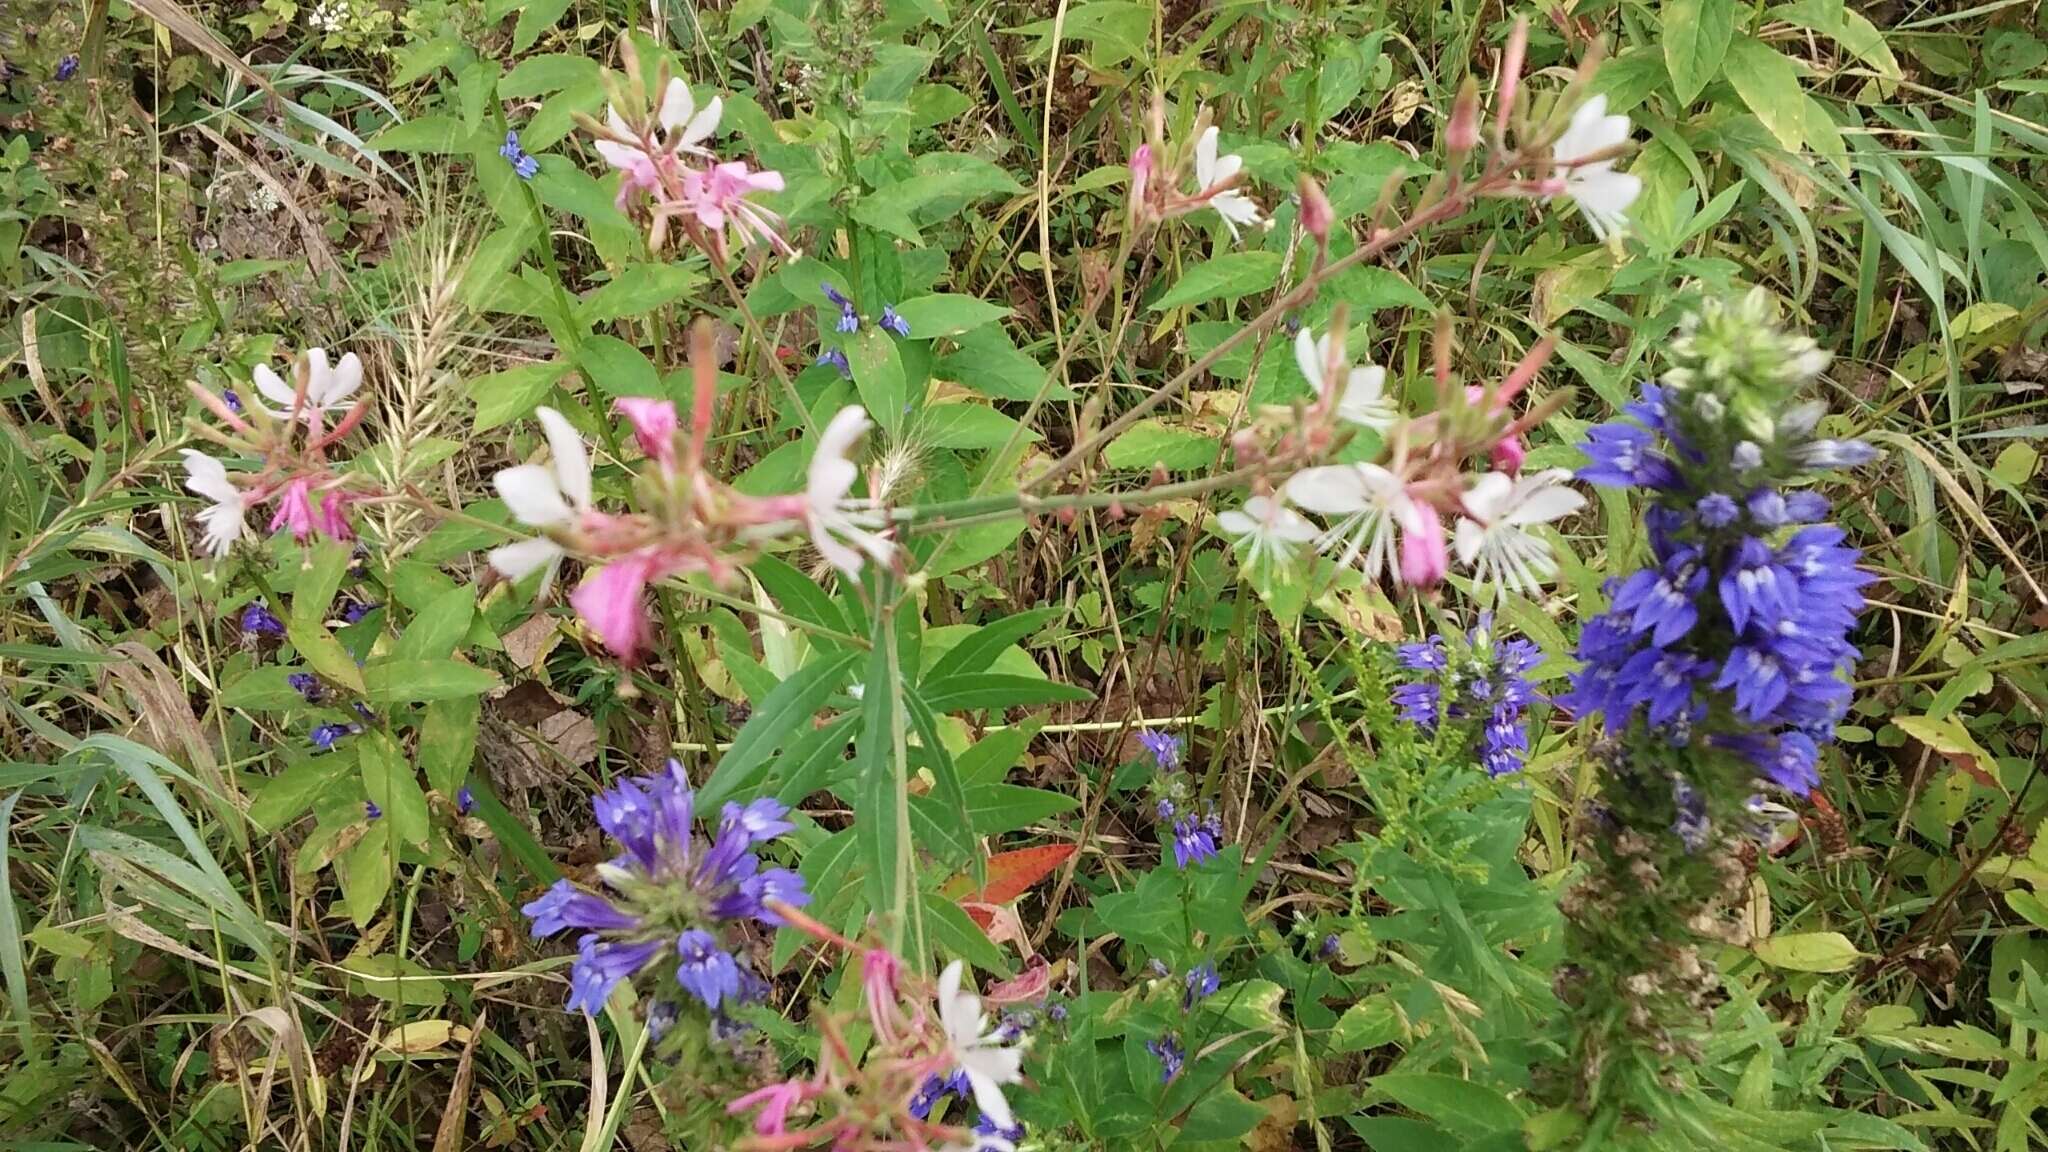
(248, 757, 340, 831)
(1151, 251, 1283, 311)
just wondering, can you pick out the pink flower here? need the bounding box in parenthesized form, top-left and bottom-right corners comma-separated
(269, 478, 318, 542)
(728, 1080, 805, 1137)
(570, 553, 657, 661)
(316, 489, 355, 541)
(614, 398, 679, 473)
(1491, 434, 1527, 473)
(861, 947, 904, 1041)
(1396, 498, 1449, 587)
(1129, 144, 1153, 218)
(678, 161, 792, 257)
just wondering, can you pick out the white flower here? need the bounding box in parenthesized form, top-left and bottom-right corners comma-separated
(489, 406, 592, 594)
(1550, 95, 1641, 241)
(180, 450, 248, 558)
(1453, 468, 1586, 600)
(938, 960, 1025, 1130)
(1284, 464, 1411, 583)
(251, 348, 364, 422)
(1194, 126, 1263, 240)
(594, 76, 722, 172)
(1217, 494, 1317, 570)
(806, 407, 894, 578)
(1295, 328, 1395, 432)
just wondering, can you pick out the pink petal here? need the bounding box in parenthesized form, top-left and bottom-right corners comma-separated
(268, 479, 317, 542)
(571, 554, 655, 660)
(316, 490, 355, 541)
(1396, 499, 1448, 587)
(1491, 434, 1527, 473)
(613, 398, 679, 471)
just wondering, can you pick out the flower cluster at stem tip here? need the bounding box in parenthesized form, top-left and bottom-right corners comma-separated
(1559, 290, 1877, 800)
(1392, 613, 1541, 777)
(521, 759, 809, 1019)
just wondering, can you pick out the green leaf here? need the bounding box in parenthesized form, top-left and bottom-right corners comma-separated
(336, 823, 393, 928)
(1151, 251, 1283, 311)
(360, 659, 500, 704)
(419, 697, 480, 797)
(1331, 993, 1406, 1052)
(924, 607, 1058, 684)
(848, 329, 909, 438)
(1723, 35, 1807, 152)
(886, 293, 1012, 339)
(1372, 1072, 1523, 1136)
(746, 555, 851, 641)
(1102, 418, 1217, 472)
(1752, 931, 1865, 972)
(579, 264, 703, 325)
(1325, 264, 1432, 314)
(511, 0, 572, 52)
(470, 360, 569, 431)
(359, 733, 430, 849)
(371, 116, 475, 154)
(1182, 1088, 1264, 1143)
(394, 585, 477, 662)
(500, 53, 599, 98)
(248, 758, 340, 830)
(920, 674, 1092, 713)
(926, 888, 1010, 973)
(963, 784, 1077, 836)
(1663, 0, 1734, 104)
(698, 651, 862, 808)
(937, 327, 1071, 402)
(920, 403, 1033, 450)
(857, 621, 915, 950)
(577, 335, 662, 397)
(287, 619, 366, 693)
(292, 540, 354, 627)
(340, 952, 445, 1005)
(222, 667, 316, 711)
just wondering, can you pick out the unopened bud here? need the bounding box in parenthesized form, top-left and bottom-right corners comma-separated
(1057, 506, 1077, 526)
(1107, 500, 1125, 520)
(1150, 463, 1170, 488)
(1129, 144, 1154, 221)
(1494, 18, 1528, 148)
(1297, 174, 1333, 241)
(1447, 77, 1481, 157)
(1231, 429, 1260, 464)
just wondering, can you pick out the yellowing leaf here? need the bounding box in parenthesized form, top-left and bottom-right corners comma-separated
(1893, 713, 2002, 793)
(1752, 930, 1863, 972)
(380, 1020, 469, 1053)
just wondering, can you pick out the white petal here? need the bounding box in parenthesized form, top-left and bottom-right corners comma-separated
(1460, 472, 1514, 521)
(1454, 517, 1487, 565)
(594, 139, 647, 171)
(1274, 508, 1319, 543)
(1194, 125, 1220, 188)
(180, 450, 237, 505)
(809, 407, 870, 509)
(535, 406, 592, 510)
(1293, 328, 1324, 392)
(303, 348, 332, 401)
(325, 351, 364, 407)
(1216, 510, 1256, 536)
(657, 78, 694, 135)
(1284, 465, 1369, 514)
(961, 1057, 1021, 1128)
(1505, 470, 1585, 525)
(195, 503, 246, 557)
(489, 536, 565, 580)
(252, 363, 296, 409)
(680, 95, 722, 148)
(494, 464, 572, 527)
(810, 522, 865, 577)
(606, 105, 632, 139)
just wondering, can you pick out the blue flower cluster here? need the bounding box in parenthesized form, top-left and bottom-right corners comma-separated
(1159, 802, 1223, 869)
(1390, 616, 1541, 777)
(1559, 298, 1875, 796)
(521, 760, 810, 1017)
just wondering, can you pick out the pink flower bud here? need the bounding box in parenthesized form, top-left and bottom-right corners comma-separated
(1495, 18, 1528, 145)
(1297, 174, 1333, 241)
(269, 478, 318, 542)
(1447, 79, 1481, 155)
(1129, 144, 1154, 219)
(614, 397, 680, 473)
(1396, 499, 1449, 587)
(1491, 434, 1527, 473)
(316, 490, 356, 541)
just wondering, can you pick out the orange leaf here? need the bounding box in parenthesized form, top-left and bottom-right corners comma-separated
(947, 844, 1076, 906)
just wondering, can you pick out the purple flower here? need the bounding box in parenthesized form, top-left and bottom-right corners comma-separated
(1782, 491, 1830, 523)
(522, 879, 639, 938)
(457, 786, 476, 814)
(1138, 728, 1183, 771)
(567, 935, 664, 1015)
(1611, 548, 1706, 648)
(499, 131, 540, 180)
(1393, 626, 1541, 774)
(674, 929, 742, 1009)
(1170, 813, 1220, 869)
(1156, 797, 1177, 821)
(1183, 962, 1219, 1008)
(288, 672, 324, 703)
(1318, 933, 1342, 960)
(1695, 492, 1738, 527)
(312, 723, 356, 751)
(1617, 648, 1714, 728)
(222, 388, 244, 414)
(815, 348, 851, 378)
(1714, 645, 1790, 724)
(1578, 422, 1678, 489)
(1672, 777, 1709, 852)
(822, 284, 859, 333)
(909, 1070, 972, 1120)
(1147, 1032, 1185, 1082)
(240, 601, 286, 636)
(972, 1113, 1026, 1150)
(55, 55, 79, 82)
(1047, 1001, 1068, 1023)
(879, 305, 910, 338)
(722, 797, 796, 844)
(364, 800, 381, 820)
(1718, 538, 1797, 635)
(339, 599, 378, 624)
(1793, 439, 1877, 470)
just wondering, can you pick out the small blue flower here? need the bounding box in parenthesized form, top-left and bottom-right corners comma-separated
(339, 599, 379, 624)
(312, 723, 357, 752)
(1318, 933, 1342, 960)
(1147, 1032, 1185, 1082)
(1137, 729, 1183, 771)
(1155, 797, 1176, 821)
(456, 785, 476, 815)
(287, 672, 323, 703)
(1047, 1001, 1069, 1023)
(1170, 812, 1221, 869)
(815, 348, 851, 378)
(568, 935, 664, 1016)
(1793, 439, 1877, 470)
(499, 130, 539, 180)
(972, 1113, 1026, 1149)
(1695, 492, 1738, 527)
(674, 929, 742, 1010)
(521, 879, 639, 938)
(364, 800, 381, 821)
(1578, 422, 1678, 489)
(240, 601, 286, 636)
(879, 305, 910, 338)
(721, 797, 796, 844)
(55, 55, 79, 82)
(1183, 962, 1219, 1008)
(909, 1070, 971, 1119)
(822, 285, 859, 333)
(221, 388, 244, 414)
